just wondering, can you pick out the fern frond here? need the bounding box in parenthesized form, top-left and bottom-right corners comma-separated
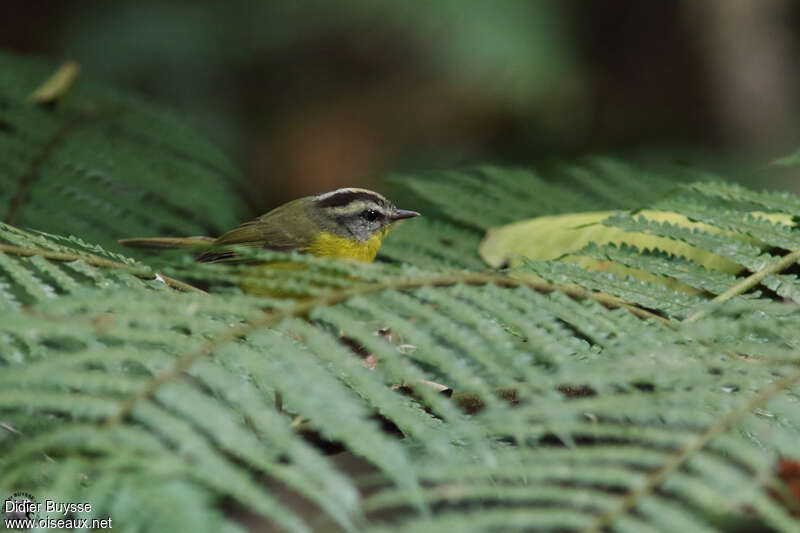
(575, 242, 738, 295)
(687, 181, 800, 216)
(0, 51, 248, 252)
(655, 195, 800, 251)
(602, 212, 771, 270)
(521, 259, 704, 318)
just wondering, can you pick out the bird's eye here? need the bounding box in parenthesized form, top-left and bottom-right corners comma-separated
(360, 209, 381, 222)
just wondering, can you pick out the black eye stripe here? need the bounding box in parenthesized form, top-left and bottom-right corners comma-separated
(360, 209, 382, 222)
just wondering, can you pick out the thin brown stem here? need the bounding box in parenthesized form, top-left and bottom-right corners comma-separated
(684, 248, 800, 323)
(0, 243, 205, 294)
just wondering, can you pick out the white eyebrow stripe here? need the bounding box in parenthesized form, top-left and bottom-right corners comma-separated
(314, 188, 388, 203)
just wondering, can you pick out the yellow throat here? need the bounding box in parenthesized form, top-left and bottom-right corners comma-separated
(307, 228, 389, 262)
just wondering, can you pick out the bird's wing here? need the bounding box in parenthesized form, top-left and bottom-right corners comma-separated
(197, 199, 317, 262)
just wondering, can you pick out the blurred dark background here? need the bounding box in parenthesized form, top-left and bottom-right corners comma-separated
(4, 0, 800, 210)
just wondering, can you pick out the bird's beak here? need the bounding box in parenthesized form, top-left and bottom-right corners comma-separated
(390, 209, 421, 221)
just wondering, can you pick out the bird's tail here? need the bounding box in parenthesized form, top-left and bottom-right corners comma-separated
(118, 236, 215, 249)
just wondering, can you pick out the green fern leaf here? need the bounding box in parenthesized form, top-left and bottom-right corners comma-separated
(655, 195, 800, 251)
(0, 51, 248, 252)
(520, 259, 705, 318)
(577, 242, 738, 294)
(603, 212, 772, 270)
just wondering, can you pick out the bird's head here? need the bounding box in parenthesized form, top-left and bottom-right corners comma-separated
(312, 188, 420, 242)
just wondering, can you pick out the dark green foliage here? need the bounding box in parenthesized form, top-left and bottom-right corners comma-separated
(380, 159, 682, 268)
(2, 52, 800, 532)
(0, 51, 249, 254)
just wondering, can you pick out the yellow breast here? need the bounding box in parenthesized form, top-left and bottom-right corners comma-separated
(307, 229, 387, 262)
(240, 229, 388, 297)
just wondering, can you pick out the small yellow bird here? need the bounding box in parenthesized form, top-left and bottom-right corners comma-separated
(120, 188, 420, 263)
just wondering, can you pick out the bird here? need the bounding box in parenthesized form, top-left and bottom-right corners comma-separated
(120, 187, 420, 263)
